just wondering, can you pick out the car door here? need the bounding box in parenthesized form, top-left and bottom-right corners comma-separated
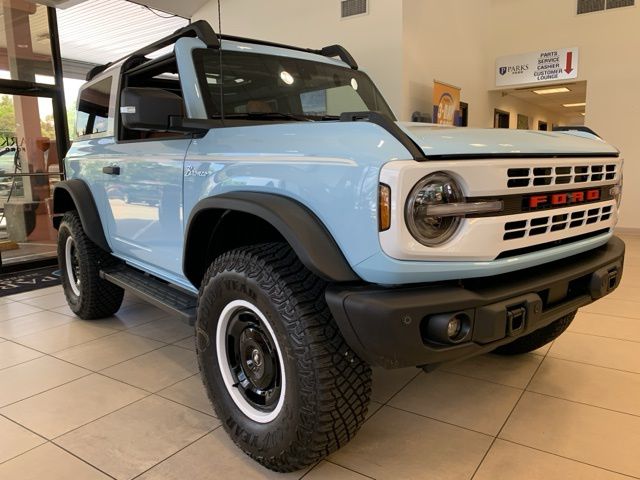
(101, 138, 191, 279)
(99, 62, 192, 280)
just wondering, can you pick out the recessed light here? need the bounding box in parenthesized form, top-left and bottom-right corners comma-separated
(533, 87, 570, 95)
(280, 71, 294, 85)
(563, 102, 586, 107)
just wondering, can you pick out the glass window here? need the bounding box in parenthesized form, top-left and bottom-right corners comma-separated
(75, 77, 113, 138)
(0, 3, 55, 84)
(193, 49, 394, 121)
(0, 94, 61, 267)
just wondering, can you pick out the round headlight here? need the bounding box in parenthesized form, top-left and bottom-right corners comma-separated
(406, 172, 463, 246)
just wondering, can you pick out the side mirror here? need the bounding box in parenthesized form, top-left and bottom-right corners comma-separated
(120, 87, 184, 131)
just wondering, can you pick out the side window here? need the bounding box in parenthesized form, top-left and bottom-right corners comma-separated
(76, 77, 113, 138)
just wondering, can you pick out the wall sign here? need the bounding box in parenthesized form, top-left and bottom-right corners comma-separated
(496, 47, 579, 87)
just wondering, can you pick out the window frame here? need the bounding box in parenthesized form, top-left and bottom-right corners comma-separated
(114, 55, 191, 144)
(75, 75, 115, 140)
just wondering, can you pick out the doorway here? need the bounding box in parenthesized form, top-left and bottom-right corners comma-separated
(494, 109, 510, 128)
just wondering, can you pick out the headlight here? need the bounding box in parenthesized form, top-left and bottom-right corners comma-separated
(405, 172, 463, 246)
(610, 174, 623, 209)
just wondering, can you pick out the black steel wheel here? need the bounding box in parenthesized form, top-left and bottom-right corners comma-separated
(217, 301, 285, 422)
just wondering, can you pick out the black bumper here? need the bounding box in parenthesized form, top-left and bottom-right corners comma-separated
(326, 237, 625, 369)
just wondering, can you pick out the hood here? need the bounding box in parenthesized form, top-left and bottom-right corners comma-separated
(397, 122, 619, 159)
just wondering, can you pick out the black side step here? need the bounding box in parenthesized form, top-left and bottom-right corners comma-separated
(100, 265, 197, 325)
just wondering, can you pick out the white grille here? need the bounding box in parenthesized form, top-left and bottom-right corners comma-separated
(507, 163, 618, 188)
(504, 205, 613, 240)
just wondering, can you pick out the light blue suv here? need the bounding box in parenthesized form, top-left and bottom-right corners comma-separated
(53, 21, 625, 471)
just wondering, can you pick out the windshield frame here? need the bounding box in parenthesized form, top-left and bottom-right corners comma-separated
(192, 47, 396, 122)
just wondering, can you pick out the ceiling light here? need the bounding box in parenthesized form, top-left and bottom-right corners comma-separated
(581, 112, 586, 116)
(280, 71, 294, 85)
(563, 102, 586, 107)
(533, 87, 570, 95)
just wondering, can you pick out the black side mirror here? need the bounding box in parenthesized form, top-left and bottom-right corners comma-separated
(120, 87, 184, 131)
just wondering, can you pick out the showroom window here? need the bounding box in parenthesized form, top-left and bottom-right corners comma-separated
(0, 3, 69, 269)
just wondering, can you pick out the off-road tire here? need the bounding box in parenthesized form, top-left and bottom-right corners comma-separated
(196, 243, 372, 472)
(492, 311, 576, 355)
(57, 211, 124, 319)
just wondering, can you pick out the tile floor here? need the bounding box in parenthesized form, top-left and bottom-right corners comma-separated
(0, 234, 638, 479)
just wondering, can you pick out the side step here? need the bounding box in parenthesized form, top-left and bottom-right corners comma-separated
(100, 265, 197, 325)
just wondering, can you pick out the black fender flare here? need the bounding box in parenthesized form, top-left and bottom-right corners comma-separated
(52, 179, 111, 252)
(184, 192, 359, 284)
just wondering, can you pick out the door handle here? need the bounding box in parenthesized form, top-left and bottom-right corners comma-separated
(102, 166, 120, 175)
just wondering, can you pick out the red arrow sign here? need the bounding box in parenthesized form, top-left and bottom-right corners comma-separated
(565, 51, 574, 74)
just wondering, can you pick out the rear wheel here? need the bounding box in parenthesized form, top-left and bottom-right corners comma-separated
(492, 311, 576, 355)
(196, 243, 372, 472)
(57, 211, 124, 319)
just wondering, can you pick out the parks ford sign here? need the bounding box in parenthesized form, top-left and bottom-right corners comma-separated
(496, 47, 579, 87)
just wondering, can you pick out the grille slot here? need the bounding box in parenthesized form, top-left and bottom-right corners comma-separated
(507, 163, 618, 188)
(503, 205, 612, 240)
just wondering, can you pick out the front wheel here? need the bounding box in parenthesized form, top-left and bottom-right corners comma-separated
(492, 311, 576, 355)
(196, 243, 372, 472)
(57, 211, 124, 319)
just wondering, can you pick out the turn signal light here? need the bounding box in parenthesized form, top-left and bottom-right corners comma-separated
(379, 183, 391, 231)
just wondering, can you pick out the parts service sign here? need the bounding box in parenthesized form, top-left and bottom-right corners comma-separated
(496, 47, 579, 87)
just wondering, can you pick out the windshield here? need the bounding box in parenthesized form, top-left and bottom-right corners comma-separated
(193, 48, 395, 121)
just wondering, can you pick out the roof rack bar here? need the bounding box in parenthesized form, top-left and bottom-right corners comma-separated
(217, 34, 358, 69)
(319, 45, 358, 70)
(86, 21, 359, 82)
(130, 20, 218, 60)
(217, 34, 315, 55)
(87, 20, 219, 81)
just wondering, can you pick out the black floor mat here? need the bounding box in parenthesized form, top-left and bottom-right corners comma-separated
(0, 267, 61, 297)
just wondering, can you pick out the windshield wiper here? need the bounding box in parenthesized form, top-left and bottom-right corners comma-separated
(220, 112, 313, 122)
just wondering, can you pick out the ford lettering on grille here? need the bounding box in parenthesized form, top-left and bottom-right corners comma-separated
(526, 188, 601, 210)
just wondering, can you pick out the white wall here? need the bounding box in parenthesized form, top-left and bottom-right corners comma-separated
(401, 0, 492, 126)
(193, 0, 404, 115)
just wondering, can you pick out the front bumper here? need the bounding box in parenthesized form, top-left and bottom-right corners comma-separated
(326, 236, 625, 368)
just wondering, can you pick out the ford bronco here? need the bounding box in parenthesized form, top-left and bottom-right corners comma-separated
(52, 21, 625, 471)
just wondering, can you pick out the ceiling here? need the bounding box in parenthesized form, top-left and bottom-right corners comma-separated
(36, 0, 207, 18)
(57, 0, 188, 66)
(504, 81, 587, 118)
(127, 0, 209, 18)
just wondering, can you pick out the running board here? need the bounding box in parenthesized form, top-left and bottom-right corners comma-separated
(100, 265, 197, 325)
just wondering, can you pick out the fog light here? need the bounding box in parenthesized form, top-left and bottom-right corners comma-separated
(422, 311, 473, 345)
(447, 317, 462, 339)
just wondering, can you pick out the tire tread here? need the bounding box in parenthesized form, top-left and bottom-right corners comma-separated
(197, 242, 372, 472)
(58, 211, 123, 319)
